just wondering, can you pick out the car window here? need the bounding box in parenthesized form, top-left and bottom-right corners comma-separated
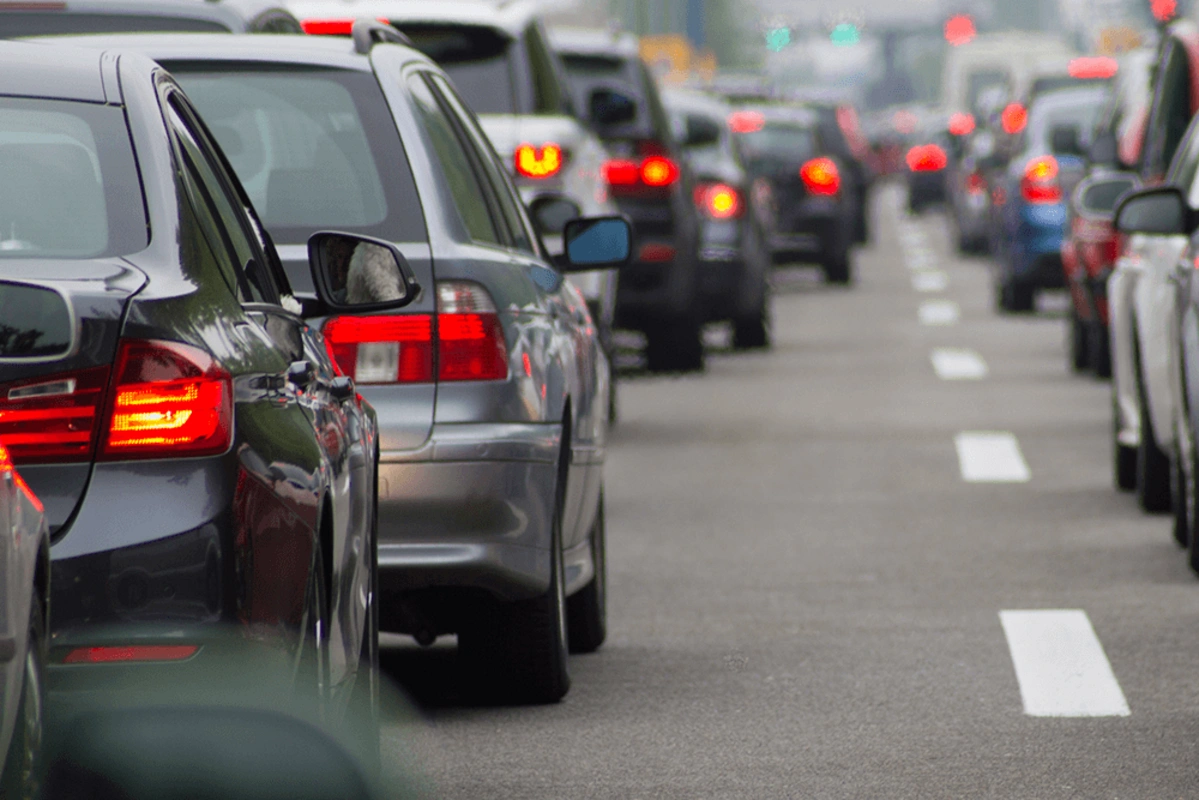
(169, 65, 427, 247)
(525, 23, 570, 115)
(1170, 116, 1199, 207)
(406, 74, 502, 246)
(168, 97, 271, 304)
(0, 97, 147, 259)
(1144, 41, 1192, 181)
(396, 24, 519, 115)
(427, 74, 537, 255)
(737, 123, 817, 170)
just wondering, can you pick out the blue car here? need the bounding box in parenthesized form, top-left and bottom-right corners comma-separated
(991, 85, 1109, 311)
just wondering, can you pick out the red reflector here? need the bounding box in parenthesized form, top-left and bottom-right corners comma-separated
(948, 112, 976, 136)
(63, 645, 199, 664)
(101, 340, 232, 460)
(1002, 103, 1028, 135)
(694, 183, 742, 219)
(0, 366, 109, 465)
(323, 315, 434, 384)
(638, 243, 677, 263)
(602, 159, 639, 186)
(800, 158, 841, 196)
(640, 156, 679, 187)
(436, 282, 507, 382)
(515, 142, 563, 179)
(728, 110, 766, 134)
(301, 17, 389, 35)
(1022, 155, 1061, 204)
(1069, 57, 1118, 80)
(906, 144, 948, 172)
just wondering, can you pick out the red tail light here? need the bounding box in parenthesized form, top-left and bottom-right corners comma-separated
(948, 112, 976, 136)
(694, 182, 743, 219)
(966, 172, 987, 195)
(1002, 103, 1028, 135)
(728, 110, 766, 134)
(437, 282, 508, 382)
(1069, 56, 1118, 80)
(300, 17, 389, 35)
(602, 156, 680, 191)
(906, 144, 948, 172)
(800, 158, 841, 196)
(515, 142, 564, 179)
(101, 340, 233, 460)
(1021, 156, 1061, 204)
(323, 315, 434, 384)
(639, 156, 680, 187)
(602, 159, 639, 186)
(0, 441, 41, 513)
(0, 366, 110, 464)
(62, 645, 199, 664)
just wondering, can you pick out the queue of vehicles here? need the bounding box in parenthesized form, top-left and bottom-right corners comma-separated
(0, 0, 877, 792)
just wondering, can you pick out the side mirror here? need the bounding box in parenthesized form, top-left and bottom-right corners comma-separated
(1115, 186, 1191, 235)
(682, 114, 722, 148)
(527, 194, 582, 236)
(558, 216, 633, 272)
(1090, 131, 1118, 166)
(589, 87, 637, 128)
(1074, 173, 1138, 218)
(1050, 125, 1083, 156)
(307, 232, 420, 314)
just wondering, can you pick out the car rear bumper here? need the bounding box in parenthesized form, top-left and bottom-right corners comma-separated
(375, 422, 562, 601)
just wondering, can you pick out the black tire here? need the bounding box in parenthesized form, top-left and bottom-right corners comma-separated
(823, 251, 852, 285)
(459, 448, 571, 704)
(1, 596, 45, 800)
(1113, 394, 1137, 491)
(1173, 444, 1190, 549)
(999, 280, 1035, 313)
(732, 294, 770, 350)
(645, 318, 704, 373)
(1185, 425, 1199, 573)
(1069, 310, 1089, 373)
(567, 490, 607, 654)
(1089, 320, 1112, 378)
(1136, 378, 1172, 513)
(854, 206, 869, 244)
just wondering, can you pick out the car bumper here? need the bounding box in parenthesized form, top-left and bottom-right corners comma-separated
(375, 422, 562, 602)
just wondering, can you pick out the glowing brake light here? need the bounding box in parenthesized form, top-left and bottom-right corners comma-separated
(62, 645, 199, 664)
(300, 17, 389, 35)
(1021, 155, 1061, 204)
(948, 112, 975, 136)
(906, 144, 948, 172)
(640, 156, 679, 187)
(0, 367, 109, 464)
(728, 110, 766, 134)
(1002, 103, 1028, 135)
(694, 183, 743, 219)
(515, 143, 564, 179)
(602, 156, 680, 189)
(602, 159, 639, 186)
(102, 340, 233, 459)
(800, 158, 841, 196)
(436, 282, 508, 382)
(1069, 57, 1118, 80)
(323, 315, 434, 384)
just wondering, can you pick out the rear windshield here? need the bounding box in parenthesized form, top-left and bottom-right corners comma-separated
(561, 53, 655, 138)
(397, 24, 517, 115)
(1026, 89, 1107, 155)
(168, 66, 428, 245)
(0, 13, 229, 36)
(736, 123, 817, 167)
(0, 98, 147, 259)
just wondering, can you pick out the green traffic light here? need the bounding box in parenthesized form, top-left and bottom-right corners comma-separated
(765, 27, 791, 52)
(830, 22, 860, 46)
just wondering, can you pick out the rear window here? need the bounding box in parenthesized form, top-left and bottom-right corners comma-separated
(737, 123, 817, 168)
(1026, 89, 1107, 155)
(396, 24, 518, 115)
(168, 66, 428, 245)
(0, 98, 147, 259)
(0, 13, 229, 36)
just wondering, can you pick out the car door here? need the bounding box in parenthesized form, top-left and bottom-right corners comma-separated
(163, 87, 352, 675)
(424, 71, 603, 550)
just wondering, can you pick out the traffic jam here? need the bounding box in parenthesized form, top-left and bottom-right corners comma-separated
(1, 0, 1198, 797)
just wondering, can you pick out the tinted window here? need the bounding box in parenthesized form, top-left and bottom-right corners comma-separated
(0, 283, 71, 359)
(1145, 42, 1192, 181)
(0, 98, 146, 258)
(525, 23, 569, 115)
(169, 66, 427, 246)
(737, 123, 817, 169)
(1025, 89, 1106, 155)
(0, 13, 228, 36)
(397, 24, 518, 115)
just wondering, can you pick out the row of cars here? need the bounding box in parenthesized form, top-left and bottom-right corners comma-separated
(0, 0, 877, 793)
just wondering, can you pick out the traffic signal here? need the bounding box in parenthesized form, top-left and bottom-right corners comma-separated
(944, 14, 976, 46)
(765, 27, 791, 52)
(830, 23, 860, 46)
(1151, 0, 1178, 22)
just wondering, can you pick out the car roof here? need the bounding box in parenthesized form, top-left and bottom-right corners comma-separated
(741, 104, 819, 127)
(32, 31, 431, 72)
(548, 26, 639, 58)
(660, 87, 730, 116)
(0, 0, 298, 29)
(1029, 83, 1108, 112)
(285, 0, 538, 37)
(0, 40, 110, 103)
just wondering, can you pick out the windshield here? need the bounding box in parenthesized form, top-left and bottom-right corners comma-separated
(168, 66, 427, 245)
(0, 98, 146, 258)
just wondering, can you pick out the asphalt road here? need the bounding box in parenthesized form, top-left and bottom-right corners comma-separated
(380, 184, 1199, 799)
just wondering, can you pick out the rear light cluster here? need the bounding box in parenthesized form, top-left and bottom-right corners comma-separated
(1022, 156, 1062, 204)
(906, 144, 948, 172)
(693, 182, 743, 220)
(61, 645, 199, 664)
(603, 140, 680, 195)
(300, 17, 389, 35)
(515, 142, 564, 179)
(800, 158, 841, 196)
(1002, 103, 1028, 135)
(0, 340, 233, 467)
(948, 112, 976, 136)
(322, 282, 508, 385)
(0, 440, 42, 514)
(727, 110, 765, 134)
(966, 172, 987, 195)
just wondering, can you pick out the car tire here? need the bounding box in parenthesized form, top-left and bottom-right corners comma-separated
(567, 489, 607, 654)
(732, 289, 771, 350)
(1136, 376, 1172, 513)
(823, 251, 852, 285)
(1, 596, 45, 800)
(1089, 320, 1112, 378)
(1069, 309, 1089, 372)
(999, 280, 1034, 313)
(1113, 394, 1137, 491)
(1173, 434, 1190, 549)
(645, 318, 704, 373)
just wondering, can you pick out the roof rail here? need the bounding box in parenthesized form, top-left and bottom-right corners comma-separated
(352, 18, 413, 54)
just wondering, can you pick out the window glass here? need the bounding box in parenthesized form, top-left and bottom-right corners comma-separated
(0, 98, 146, 258)
(1171, 117, 1199, 206)
(1145, 43, 1190, 180)
(396, 24, 518, 114)
(428, 74, 535, 254)
(1024, 88, 1107, 156)
(525, 24, 568, 115)
(0, 13, 228, 36)
(407, 75, 501, 246)
(169, 66, 427, 246)
(737, 123, 817, 170)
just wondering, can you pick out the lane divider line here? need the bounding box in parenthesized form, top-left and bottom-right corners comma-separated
(955, 431, 1030, 482)
(931, 348, 987, 380)
(999, 610, 1130, 717)
(912, 270, 949, 292)
(918, 300, 959, 326)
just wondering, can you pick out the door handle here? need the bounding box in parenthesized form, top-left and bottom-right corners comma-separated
(287, 360, 315, 390)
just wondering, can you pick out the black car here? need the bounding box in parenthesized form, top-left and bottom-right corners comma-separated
(550, 26, 706, 372)
(662, 88, 772, 349)
(0, 40, 400, 751)
(0, 0, 301, 35)
(732, 105, 857, 284)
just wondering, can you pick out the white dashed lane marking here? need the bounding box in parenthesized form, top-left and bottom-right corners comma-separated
(930, 348, 987, 380)
(955, 431, 1030, 482)
(999, 610, 1130, 717)
(912, 270, 949, 292)
(918, 300, 959, 326)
